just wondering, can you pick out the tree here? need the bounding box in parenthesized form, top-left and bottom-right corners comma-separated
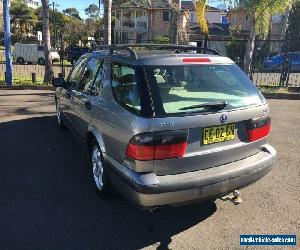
(194, 0, 209, 36)
(63, 8, 81, 20)
(85, 4, 100, 19)
(41, 0, 54, 83)
(288, 1, 300, 51)
(85, 18, 103, 41)
(103, 0, 112, 45)
(238, 0, 295, 74)
(63, 17, 88, 46)
(10, 0, 38, 42)
(194, 0, 297, 74)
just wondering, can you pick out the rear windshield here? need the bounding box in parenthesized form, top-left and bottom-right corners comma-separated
(144, 64, 265, 116)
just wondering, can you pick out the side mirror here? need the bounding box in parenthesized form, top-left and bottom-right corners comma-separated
(52, 77, 65, 88)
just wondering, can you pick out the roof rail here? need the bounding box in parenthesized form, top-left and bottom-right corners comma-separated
(91, 45, 138, 59)
(91, 44, 221, 59)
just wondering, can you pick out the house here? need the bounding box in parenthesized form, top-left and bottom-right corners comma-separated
(227, 8, 287, 38)
(181, 1, 228, 26)
(24, 0, 40, 9)
(112, 0, 189, 44)
(227, 8, 254, 35)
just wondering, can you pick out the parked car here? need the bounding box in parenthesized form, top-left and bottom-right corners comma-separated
(67, 46, 89, 64)
(12, 43, 60, 65)
(264, 51, 300, 70)
(52, 45, 276, 209)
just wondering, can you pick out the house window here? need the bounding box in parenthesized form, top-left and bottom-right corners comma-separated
(163, 11, 170, 21)
(122, 32, 129, 44)
(232, 14, 237, 22)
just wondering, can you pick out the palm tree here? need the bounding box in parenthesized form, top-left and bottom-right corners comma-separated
(103, 0, 112, 45)
(41, 0, 54, 83)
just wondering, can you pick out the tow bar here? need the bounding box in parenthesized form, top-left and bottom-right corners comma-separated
(221, 190, 242, 205)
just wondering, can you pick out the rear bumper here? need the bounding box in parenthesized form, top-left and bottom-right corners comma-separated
(104, 144, 276, 208)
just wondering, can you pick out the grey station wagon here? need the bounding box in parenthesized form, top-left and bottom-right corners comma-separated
(52, 44, 277, 208)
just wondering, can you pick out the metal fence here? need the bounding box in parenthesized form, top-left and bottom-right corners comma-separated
(0, 46, 71, 85)
(1, 36, 300, 87)
(196, 37, 300, 87)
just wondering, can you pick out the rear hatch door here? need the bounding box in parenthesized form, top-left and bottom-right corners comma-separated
(144, 60, 269, 175)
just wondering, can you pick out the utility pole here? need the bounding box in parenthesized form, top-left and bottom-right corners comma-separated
(3, 0, 13, 86)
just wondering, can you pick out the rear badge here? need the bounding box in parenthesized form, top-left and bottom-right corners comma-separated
(220, 114, 228, 124)
(159, 122, 175, 128)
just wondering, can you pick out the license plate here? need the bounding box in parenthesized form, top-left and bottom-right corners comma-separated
(203, 123, 235, 145)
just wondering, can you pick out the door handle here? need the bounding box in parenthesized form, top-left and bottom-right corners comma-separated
(84, 100, 92, 110)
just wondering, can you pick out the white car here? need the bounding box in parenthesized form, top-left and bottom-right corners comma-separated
(12, 43, 60, 65)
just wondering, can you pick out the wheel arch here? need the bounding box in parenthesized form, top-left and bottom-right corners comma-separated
(86, 125, 106, 155)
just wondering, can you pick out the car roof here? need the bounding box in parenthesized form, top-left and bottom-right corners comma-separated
(83, 45, 234, 66)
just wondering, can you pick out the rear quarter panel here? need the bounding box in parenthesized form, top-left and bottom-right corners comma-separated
(88, 62, 155, 173)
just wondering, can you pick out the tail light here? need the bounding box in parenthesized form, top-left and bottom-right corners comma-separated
(126, 130, 188, 161)
(183, 58, 211, 63)
(247, 116, 271, 142)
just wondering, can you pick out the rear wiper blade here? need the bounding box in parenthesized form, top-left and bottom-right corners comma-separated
(179, 101, 228, 111)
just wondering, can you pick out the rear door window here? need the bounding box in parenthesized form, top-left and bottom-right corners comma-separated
(68, 58, 88, 88)
(77, 57, 103, 93)
(92, 60, 106, 95)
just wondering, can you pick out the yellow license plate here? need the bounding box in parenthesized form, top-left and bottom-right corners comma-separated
(203, 123, 235, 145)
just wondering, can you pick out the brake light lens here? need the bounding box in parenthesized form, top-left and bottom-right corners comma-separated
(247, 116, 271, 142)
(183, 58, 211, 63)
(126, 130, 188, 161)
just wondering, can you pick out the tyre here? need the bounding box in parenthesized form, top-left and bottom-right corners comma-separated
(38, 57, 45, 65)
(56, 101, 67, 129)
(16, 57, 25, 64)
(90, 139, 112, 195)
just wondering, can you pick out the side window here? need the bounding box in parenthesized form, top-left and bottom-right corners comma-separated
(78, 57, 103, 93)
(37, 46, 44, 52)
(91, 60, 106, 95)
(112, 62, 141, 112)
(68, 58, 87, 88)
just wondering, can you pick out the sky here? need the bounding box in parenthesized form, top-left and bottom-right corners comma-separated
(56, 0, 101, 18)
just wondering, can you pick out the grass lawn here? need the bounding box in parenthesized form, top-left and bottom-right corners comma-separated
(258, 86, 290, 93)
(0, 76, 45, 86)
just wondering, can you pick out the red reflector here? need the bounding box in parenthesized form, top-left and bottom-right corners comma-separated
(247, 123, 271, 142)
(183, 58, 211, 63)
(154, 142, 187, 160)
(126, 142, 187, 161)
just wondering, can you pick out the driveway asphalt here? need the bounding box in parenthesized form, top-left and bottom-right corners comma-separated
(0, 90, 299, 250)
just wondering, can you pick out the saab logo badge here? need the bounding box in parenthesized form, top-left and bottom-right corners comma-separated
(220, 114, 228, 124)
(159, 122, 175, 127)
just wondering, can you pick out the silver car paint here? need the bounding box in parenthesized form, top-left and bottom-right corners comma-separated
(56, 52, 276, 207)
